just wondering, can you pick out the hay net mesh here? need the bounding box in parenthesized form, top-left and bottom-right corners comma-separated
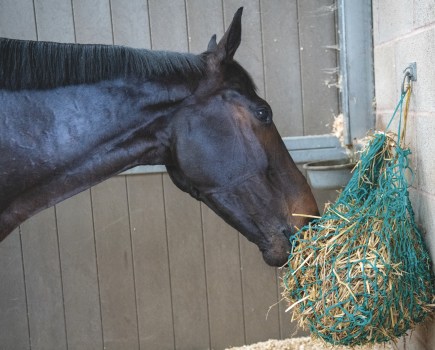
(282, 88, 435, 346)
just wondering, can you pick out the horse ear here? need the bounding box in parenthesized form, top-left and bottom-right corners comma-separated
(216, 7, 243, 61)
(207, 34, 217, 51)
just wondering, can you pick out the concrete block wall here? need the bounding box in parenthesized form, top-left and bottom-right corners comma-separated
(373, 1, 435, 349)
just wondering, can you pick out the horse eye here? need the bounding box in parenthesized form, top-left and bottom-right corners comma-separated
(255, 107, 271, 123)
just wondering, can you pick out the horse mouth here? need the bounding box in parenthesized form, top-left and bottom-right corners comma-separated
(261, 248, 290, 267)
(260, 232, 292, 267)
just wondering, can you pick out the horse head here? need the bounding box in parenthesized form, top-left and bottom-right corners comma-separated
(166, 8, 319, 266)
(0, 8, 318, 267)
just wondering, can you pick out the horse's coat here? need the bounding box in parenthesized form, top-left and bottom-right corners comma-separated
(0, 8, 318, 266)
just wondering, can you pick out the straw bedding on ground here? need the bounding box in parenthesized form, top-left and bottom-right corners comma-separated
(226, 337, 394, 350)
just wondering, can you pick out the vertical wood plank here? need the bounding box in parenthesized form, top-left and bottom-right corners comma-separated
(201, 204, 245, 349)
(33, 0, 75, 42)
(20, 208, 68, 350)
(163, 174, 210, 349)
(0, 2, 35, 347)
(148, 0, 188, 51)
(126, 174, 174, 350)
(186, 0, 224, 53)
(0, 230, 30, 350)
(91, 177, 139, 349)
(56, 190, 103, 350)
(239, 237, 281, 344)
(261, 0, 304, 137)
(223, 0, 265, 97)
(298, 0, 339, 135)
(110, 0, 151, 48)
(0, 0, 36, 40)
(72, 0, 113, 44)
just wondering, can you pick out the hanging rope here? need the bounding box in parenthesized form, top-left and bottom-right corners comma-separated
(401, 78, 412, 145)
(282, 75, 435, 346)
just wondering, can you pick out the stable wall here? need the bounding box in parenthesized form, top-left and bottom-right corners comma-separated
(0, 1, 339, 349)
(373, 1, 435, 349)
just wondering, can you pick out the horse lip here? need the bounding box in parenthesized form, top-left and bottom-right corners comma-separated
(261, 247, 290, 267)
(282, 227, 293, 240)
(256, 229, 292, 267)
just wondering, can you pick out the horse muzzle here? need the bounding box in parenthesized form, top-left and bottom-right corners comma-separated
(260, 232, 292, 267)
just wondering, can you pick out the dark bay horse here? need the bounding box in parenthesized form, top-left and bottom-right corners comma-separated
(0, 8, 318, 267)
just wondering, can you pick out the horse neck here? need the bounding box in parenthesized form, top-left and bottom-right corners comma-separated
(89, 78, 191, 168)
(68, 78, 193, 172)
(1, 77, 194, 215)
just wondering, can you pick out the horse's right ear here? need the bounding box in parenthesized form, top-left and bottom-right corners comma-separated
(207, 34, 218, 51)
(215, 7, 243, 61)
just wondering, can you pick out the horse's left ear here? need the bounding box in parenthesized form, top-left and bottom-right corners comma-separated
(215, 7, 243, 61)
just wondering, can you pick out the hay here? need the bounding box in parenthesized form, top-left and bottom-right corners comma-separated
(282, 130, 435, 346)
(226, 336, 394, 350)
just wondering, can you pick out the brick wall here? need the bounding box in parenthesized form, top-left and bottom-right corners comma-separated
(373, 1, 435, 349)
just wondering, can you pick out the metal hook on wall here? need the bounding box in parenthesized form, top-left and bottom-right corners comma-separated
(401, 62, 417, 94)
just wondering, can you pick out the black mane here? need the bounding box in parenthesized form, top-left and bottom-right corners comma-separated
(0, 38, 207, 90)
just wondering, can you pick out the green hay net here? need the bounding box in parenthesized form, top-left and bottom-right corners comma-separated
(282, 88, 435, 346)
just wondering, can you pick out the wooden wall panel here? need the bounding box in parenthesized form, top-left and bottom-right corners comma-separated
(298, 0, 339, 135)
(0, 230, 29, 350)
(162, 174, 210, 349)
(239, 237, 281, 344)
(148, 0, 188, 51)
(20, 208, 67, 350)
(126, 175, 174, 350)
(186, 0, 224, 53)
(261, 0, 304, 137)
(72, 0, 113, 44)
(91, 177, 139, 349)
(110, 0, 151, 48)
(0, 0, 36, 40)
(56, 191, 103, 350)
(34, 0, 75, 42)
(0, 1, 341, 349)
(201, 205, 245, 349)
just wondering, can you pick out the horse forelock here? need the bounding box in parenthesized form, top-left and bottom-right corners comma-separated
(0, 38, 207, 90)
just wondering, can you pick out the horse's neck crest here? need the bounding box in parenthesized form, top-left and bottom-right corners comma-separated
(0, 38, 206, 90)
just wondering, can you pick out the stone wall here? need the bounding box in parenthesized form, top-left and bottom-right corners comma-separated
(373, 1, 435, 349)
